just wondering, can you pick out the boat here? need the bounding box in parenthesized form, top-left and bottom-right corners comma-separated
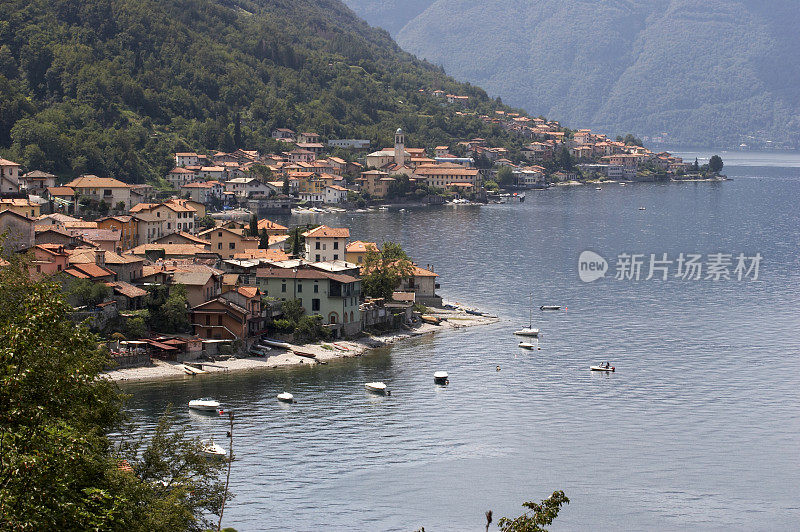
(277, 392, 294, 403)
(518, 342, 536, 349)
(639, 206, 646, 211)
(434, 371, 449, 384)
(590, 365, 615, 372)
(514, 292, 539, 337)
(261, 338, 292, 349)
(595, 186, 602, 190)
(540, 305, 561, 311)
(420, 315, 442, 325)
(188, 398, 220, 412)
(365, 382, 388, 394)
(199, 439, 226, 459)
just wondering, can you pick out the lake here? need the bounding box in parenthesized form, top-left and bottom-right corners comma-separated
(121, 154, 800, 531)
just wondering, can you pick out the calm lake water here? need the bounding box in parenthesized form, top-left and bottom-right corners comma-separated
(122, 155, 800, 531)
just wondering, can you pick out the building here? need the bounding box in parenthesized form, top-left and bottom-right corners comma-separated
(0, 210, 35, 251)
(345, 241, 377, 265)
(256, 219, 287, 236)
(65, 176, 134, 210)
(139, 263, 223, 308)
(198, 226, 259, 259)
(325, 185, 348, 204)
(30, 244, 69, 277)
(165, 167, 197, 189)
(175, 152, 201, 167)
(190, 286, 263, 340)
(327, 139, 370, 150)
(0, 198, 40, 218)
(153, 232, 210, 247)
(224, 177, 273, 198)
(302, 225, 349, 262)
(413, 164, 481, 189)
(20, 170, 56, 195)
(181, 180, 223, 203)
(272, 128, 296, 141)
(130, 201, 197, 234)
(0, 158, 21, 193)
(96, 215, 140, 251)
(255, 266, 362, 337)
(397, 264, 441, 306)
(355, 170, 393, 198)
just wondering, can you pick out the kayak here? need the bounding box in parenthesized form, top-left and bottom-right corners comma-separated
(540, 305, 561, 311)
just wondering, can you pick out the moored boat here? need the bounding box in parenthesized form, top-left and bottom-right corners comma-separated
(518, 342, 537, 349)
(590, 365, 615, 372)
(277, 392, 294, 403)
(540, 305, 561, 311)
(365, 382, 388, 394)
(434, 371, 449, 384)
(188, 398, 220, 412)
(199, 439, 226, 459)
(514, 327, 539, 337)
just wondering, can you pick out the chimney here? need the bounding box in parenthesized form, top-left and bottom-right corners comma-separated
(94, 249, 106, 267)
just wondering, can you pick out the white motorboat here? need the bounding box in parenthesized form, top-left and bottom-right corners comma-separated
(639, 206, 646, 211)
(365, 382, 388, 394)
(188, 398, 220, 412)
(434, 371, 449, 384)
(199, 439, 226, 459)
(518, 342, 537, 349)
(590, 365, 615, 372)
(540, 305, 561, 311)
(277, 392, 294, 403)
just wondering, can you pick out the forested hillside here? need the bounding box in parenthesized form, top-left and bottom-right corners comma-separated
(345, 0, 800, 148)
(0, 0, 525, 183)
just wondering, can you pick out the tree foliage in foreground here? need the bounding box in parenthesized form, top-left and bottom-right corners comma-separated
(0, 251, 226, 530)
(361, 241, 413, 300)
(497, 490, 570, 532)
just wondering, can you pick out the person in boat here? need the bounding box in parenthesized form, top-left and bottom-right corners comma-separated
(605, 362, 610, 369)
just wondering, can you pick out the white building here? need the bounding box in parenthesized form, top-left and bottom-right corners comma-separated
(325, 185, 348, 204)
(302, 225, 349, 262)
(224, 177, 273, 198)
(327, 139, 370, 150)
(0, 158, 21, 193)
(166, 167, 197, 189)
(175, 152, 201, 167)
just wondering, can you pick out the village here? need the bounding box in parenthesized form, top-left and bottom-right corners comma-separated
(0, 114, 703, 375)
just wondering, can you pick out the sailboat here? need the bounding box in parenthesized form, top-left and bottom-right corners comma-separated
(514, 292, 540, 337)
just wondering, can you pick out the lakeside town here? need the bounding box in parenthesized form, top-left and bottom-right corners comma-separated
(0, 116, 722, 377)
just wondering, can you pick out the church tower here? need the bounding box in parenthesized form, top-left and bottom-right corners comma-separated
(394, 128, 405, 167)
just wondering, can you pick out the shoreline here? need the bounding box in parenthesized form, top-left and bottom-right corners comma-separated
(103, 307, 499, 383)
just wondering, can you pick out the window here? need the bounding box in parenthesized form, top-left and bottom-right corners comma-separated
(312, 299, 320, 311)
(333, 254, 338, 261)
(206, 315, 210, 325)
(281, 283, 286, 293)
(229, 242, 235, 250)
(297, 283, 302, 293)
(218, 243, 222, 249)
(315, 241, 320, 250)
(315, 254, 320, 262)
(333, 241, 339, 250)
(217, 315, 222, 326)
(313, 283, 318, 293)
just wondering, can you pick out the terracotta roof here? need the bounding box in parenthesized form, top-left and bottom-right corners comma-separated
(257, 219, 287, 231)
(65, 176, 130, 188)
(71, 229, 121, 242)
(154, 232, 210, 246)
(232, 286, 259, 299)
(66, 263, 115, 279)
(412, 265, 438, 277)
(256, 267, 358, 284)
(0, 198, 38, 208)
(47, 186, 75, 196)
(346, 241, 377, 253)
(302, 225, 349, 238)
(127, 244, 209, 257)
(169, 167, 196, 174)
(23, 170, 56, 179)
(232, 248, 290, 261)
(110, 281, 147, 299)
(0, 158, 21, 166)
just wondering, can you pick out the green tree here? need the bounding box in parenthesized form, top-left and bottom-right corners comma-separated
(63, 277, 111, 307)
(282, 174, 290, 196)
(496, 166, 515, 188)
(708, 154, 724, 173)
(293, 314, 330, 344)
(197, 215, 216, 230)
(259, 229, 270, 249)
(281, 298, 305, 324)
(249, 214, 258, 237)
(362, 241, 414, 300)
(497, 491, 570, 532)
(0, 253, 227, 530)
(144, 284, 189, 333)
(557, 146, 573, 170)
(693, 157, 700, 171)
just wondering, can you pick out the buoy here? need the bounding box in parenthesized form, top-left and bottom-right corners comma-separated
(218, 409, 224, 415)
(496, 365, 501, 372)
(387, 390, 392, 396)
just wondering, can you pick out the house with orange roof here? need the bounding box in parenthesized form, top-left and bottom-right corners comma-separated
(397, 264, 441, 306)
(65, 175, 134, 210)
(153, 231, 211, 247)
(325, 184, 348, 204)
(20, 170, 56, 194)
(257, 219, 287, 236)
(175, 152, 202, 167)
(412, 164, 481, 189)
(0, 198, 40, 218)
(198, 226, 259, 259)
(96, 215, 140, 250)
(355, 170, 393, 198)
(130, 201, 197, 234)
(302, 225, 349, 262)
(190, 286, 263, 340)
(181, 180, 223, 203)
(345, 241, 377, 265)
(232, 248, 290, 262)
(126, 243, 213, 260)
(62, 262, 116, 283)
(30, 244, 69, 278)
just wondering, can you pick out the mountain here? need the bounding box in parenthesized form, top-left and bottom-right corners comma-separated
(0, 0, 527, 183)
(343, 0, 800, 148)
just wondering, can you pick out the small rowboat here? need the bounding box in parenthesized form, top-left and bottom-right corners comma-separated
(365, 382, 387, 394)
(434, 371, 449, 384)
(540, 305, 561, 311)
(590, 365, 615, 372)
(188, 398, 220, 412)
(421, 315, 442, 325)
(277, 392, 294, 403)
(519, 342, 536, 350)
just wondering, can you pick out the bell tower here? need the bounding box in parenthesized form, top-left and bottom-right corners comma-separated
(394, 128, 405, 166)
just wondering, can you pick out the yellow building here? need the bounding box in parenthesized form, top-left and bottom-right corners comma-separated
(0, 198, 40, 218)
(198, 226, 259, 259)
(356, 170, 394, 198)
(96, 215, 140, 251)
(345, 241, 377, 265)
